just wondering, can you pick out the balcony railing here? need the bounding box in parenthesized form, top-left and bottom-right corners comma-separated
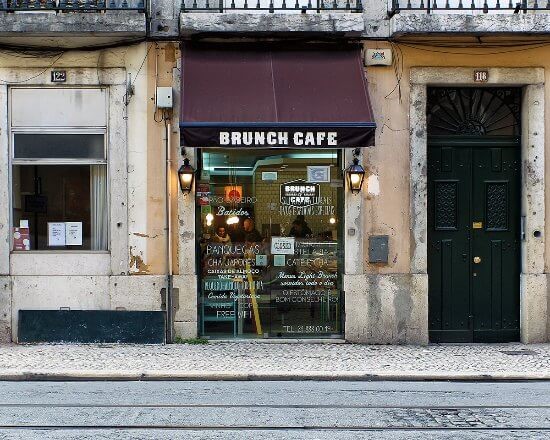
(389, 0, 549, 15)
(0, 0, 145, 11)
(181, 0, 363, 13)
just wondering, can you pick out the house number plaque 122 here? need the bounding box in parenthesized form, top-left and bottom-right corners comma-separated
(51, 70, 67, 83)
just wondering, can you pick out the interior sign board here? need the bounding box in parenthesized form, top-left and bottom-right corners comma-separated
(271, 237, 295, 255)
(280, 179, 320, 208)
(13, 227, 30, 251)
(262, 171, 278, 181)
(307, 166, 330, 183)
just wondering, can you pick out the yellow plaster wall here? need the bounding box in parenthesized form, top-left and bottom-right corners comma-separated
(363, 39, 550, 274)
(0, 43, 176, 275)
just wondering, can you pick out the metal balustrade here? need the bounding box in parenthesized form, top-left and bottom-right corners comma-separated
(181, 0, 363, 13)
(389, 0, 550, 15)
(0, 0, 145, 11)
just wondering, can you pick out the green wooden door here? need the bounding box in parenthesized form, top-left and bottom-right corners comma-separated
(428, 141, 520, 343)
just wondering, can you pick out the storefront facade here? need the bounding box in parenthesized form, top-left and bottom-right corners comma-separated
(177, 44, 376, 339)
(173, 36, 550, 344)
(355, 41, 549, 344)
(0, 43, 179, 343)
(1, 2, 549, 345)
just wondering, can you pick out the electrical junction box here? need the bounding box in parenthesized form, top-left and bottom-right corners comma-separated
(365, 49, 393, 67)
(369, 235, 389, 263)
(156, 87, 173, 109)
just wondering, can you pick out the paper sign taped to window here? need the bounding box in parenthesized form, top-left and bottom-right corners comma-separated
(271, 237, 295, 255)
(65, 222, 83, 246)
(48, 222, 66, 246)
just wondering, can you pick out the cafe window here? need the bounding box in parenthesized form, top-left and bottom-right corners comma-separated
(10, 88, 108, 251)
(197, 149, 344, 338)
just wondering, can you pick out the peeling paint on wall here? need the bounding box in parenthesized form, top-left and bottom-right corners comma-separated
(367, 174, 380, 196)
(132, 232, 160, 239)
(129, 247, 150, 274)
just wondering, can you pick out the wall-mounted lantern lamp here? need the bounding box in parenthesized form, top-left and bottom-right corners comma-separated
(178, 157, 195, 194)
(346, 148, 365, 194)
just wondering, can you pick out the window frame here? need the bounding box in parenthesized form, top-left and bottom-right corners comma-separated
(8, 86, 110, 253)
(11, 128, 107, 166)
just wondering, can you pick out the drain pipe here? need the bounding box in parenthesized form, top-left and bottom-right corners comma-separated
(165, 115, 174, 343)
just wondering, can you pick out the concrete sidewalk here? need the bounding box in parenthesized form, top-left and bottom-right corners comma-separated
(0, 341, 549, 381)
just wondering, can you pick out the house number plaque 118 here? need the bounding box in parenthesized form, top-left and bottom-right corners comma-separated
(474, 70, 489, 83)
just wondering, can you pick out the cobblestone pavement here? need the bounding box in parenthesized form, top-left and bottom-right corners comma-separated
(0, 342, 549, 379)
(3, 431, 549, 440)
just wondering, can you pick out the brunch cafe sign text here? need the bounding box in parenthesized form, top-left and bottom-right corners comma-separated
(219, 131, 338, 147)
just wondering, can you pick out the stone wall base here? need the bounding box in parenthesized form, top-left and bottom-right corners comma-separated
(520, 273, 549, 343)
(0, 276, 10, 343)
(174, 321, 198, 340)
(9, 274, 169, 343)
(344, 273, 429, 345)
(4, 272, 546, 344)
(173, 274, 198, 340)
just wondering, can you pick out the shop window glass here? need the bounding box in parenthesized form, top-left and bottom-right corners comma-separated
(12, 165, 108, 251)
(11, 133, 108, 252)
(197, 149, 343, 338)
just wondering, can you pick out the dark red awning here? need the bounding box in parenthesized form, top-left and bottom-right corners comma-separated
(180, 44, 376, 149)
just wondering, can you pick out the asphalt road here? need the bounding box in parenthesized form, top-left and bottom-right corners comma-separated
(0, 380, 549, 439)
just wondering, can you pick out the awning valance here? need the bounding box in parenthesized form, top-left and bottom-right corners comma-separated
(180, 44, 376, 149)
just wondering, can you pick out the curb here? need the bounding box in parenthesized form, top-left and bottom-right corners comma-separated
(1, 370, 550, 381)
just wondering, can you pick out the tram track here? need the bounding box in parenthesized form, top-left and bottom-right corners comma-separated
(1, 404, 549, 430)
(1, 425, 550, 431)
(1, 381, 550, 438)
(0, 403, 549, 409)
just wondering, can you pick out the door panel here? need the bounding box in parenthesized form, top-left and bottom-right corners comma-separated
(471, 147, 520, 342)
(428, 144, 520, 343)
(428, 146, 472, 342)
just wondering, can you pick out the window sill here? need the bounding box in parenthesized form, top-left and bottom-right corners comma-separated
(10, 252, 111, 276)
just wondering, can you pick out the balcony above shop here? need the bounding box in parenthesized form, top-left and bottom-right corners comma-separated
(389, 1, 550, 36)
(0, 1, 146, 48)
(179, 0, 368, 37)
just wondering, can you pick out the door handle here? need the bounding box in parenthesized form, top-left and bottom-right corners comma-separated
(473, 256, 481, 264)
